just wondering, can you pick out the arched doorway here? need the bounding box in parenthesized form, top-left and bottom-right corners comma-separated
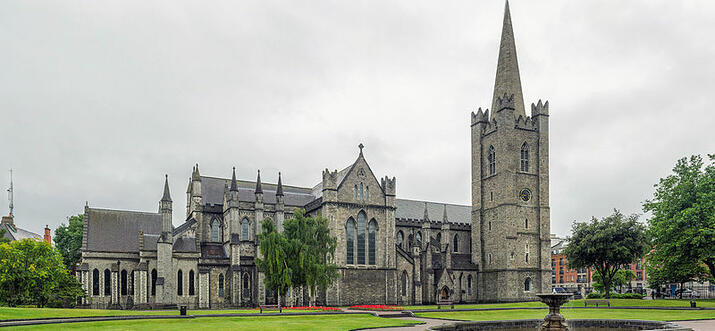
(440, 286, 450, 300)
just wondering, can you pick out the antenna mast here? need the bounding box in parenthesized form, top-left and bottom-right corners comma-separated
(7, 169, 13, 216)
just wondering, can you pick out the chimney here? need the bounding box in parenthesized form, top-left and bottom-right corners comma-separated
(44, 225, 51, 243)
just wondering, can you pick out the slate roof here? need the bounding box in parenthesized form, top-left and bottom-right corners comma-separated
(173, 218, 197, 237)
(142, 234, 159, 251)
(86, 208, 162, 253)
(0, 223, 41, 241)
(201, 176, 314, 207)
(173, 237, 197, 252)
(451, 254, 478, 270)
(395, 199, 470, 224)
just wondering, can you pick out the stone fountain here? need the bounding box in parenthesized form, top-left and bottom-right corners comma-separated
(536, 293, 573, 331)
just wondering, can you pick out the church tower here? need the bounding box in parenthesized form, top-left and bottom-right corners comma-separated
(471, 1, 551, 302)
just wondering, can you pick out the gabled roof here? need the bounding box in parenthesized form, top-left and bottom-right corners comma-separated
(395, 199, 471, 224)
(86, 208, 162, 253)
(1, 223, 41, 241)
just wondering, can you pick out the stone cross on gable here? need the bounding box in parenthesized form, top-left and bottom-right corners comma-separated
(358, 143, 364, 154)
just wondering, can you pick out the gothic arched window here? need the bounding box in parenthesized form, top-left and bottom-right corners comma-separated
(368, 219, 377, 265)
(488, 145, 496, 175)
(243, 273, 251, 298)
(218, 273, 225, 297)
(488, 253, 492, 265)
(453, 234, 459, 253)
(151, 269, 157, 296)
(468, 275, 473, 295)
(104, 269, 111, 296)
(401, 271, 408, 296)
(416, 232, 422, 246)
(436, 233, 441, 244)
(130, 271, 134, 295)
(346, 218, 355, 264)
(357, 211, 366, 264)
(177, 270, 183, 296)
(520, 142, 529, 172)
(121, 269, 127, 295)
(92, 269, 99, 296)
(354, 185, 358, 199)
(397, 230, 404, 249)
(189, 270, 195, 296)
(525, 252, 530, 263)
(366, 186, 369, 200)
(525, 218, 529, 229)
(211, 218, 220, 242)
(524, 277, 532, 292)
(359, 183, 364, 200)
(241, 218, 250, 241)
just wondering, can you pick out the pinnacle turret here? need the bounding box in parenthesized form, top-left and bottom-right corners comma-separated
(230, 167, 238, 192)
(491, 0, 525, 119)
(276, 172, 284, 196)
(442, 204, 448, 223)
(423, 202, 430, 222)
(255, 170, 263, 194)
(192, 164, 201, 180)
(161, 175, 172, 202)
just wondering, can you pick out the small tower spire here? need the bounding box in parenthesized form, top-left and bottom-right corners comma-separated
(276, 172, 284, 196)
(442, 204, 448, 223)
(161, 174, 172, 202)
(491, 0, 525, 118)
(423, 202, 430, 222)
(255, 170, 263, 194)
(230, 167, 238, 192)
(7, 169, 13, 217)
(192, 163, 201, 180)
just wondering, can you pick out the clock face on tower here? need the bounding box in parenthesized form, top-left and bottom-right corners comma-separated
(520, 189, 531, 202)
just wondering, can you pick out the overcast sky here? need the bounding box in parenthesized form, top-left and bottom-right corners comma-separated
(1, 0, 713, 237)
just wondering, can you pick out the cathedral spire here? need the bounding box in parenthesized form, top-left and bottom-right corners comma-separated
(230, 167, 238, 192)
(276, 172, 284, 196)
(161, 174, 172, 202)
(255, 170, 263, 194)
(492, 0, 525, 118)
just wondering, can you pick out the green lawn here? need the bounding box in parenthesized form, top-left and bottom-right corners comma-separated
(401, 299, 715, 310)
(4, 314, 416, 331)
(415, 308, 715, 322)
(0, 307, 324, 320)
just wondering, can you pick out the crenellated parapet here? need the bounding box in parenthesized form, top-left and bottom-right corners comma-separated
(381, 176, 396, 196)
(470, 107, 490, 126)
(530, 100, 549, 117)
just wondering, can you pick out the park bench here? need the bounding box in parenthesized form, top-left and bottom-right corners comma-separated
(259, 304, 282, 313)
(437, 300, 454, 309)
(584, 299, 610, 307)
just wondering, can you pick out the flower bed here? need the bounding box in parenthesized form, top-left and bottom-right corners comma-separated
(284, 306, 341, 311)
(349, 304, 402, 311)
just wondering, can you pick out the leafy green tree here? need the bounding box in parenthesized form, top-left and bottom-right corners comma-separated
(0, 228, 10, 244)
(54, 215, 84, 271)
(646, 254, 708, 298)
(563, 210, 649, 298)
(592, 269, 635, 293)
(0, 238, 84, 307)
(644, 154, 715, 279)
(255, 219, 293, 305)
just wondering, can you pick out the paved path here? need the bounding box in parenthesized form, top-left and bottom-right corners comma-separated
(672, 319, 715, 331)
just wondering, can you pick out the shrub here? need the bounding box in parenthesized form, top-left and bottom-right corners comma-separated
(586, 292, 603, 299)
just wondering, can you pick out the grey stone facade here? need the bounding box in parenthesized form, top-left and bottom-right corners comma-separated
(78, 2, 549, 308)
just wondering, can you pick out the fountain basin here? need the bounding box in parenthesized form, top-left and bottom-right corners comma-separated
(428, 319, 691, 331)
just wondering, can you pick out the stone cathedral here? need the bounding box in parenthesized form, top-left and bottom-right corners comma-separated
(77, 2, 550, 309)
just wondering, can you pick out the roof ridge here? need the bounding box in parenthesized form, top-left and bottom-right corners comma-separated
(88, 207, 161, 216)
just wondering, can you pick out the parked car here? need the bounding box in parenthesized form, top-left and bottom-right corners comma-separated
(552, 287, 569, 294)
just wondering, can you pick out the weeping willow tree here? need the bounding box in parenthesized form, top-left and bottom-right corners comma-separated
(255, 219, 292, 305)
